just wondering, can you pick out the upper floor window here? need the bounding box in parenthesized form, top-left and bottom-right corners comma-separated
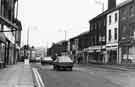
(104, 19, 106, 26)
(123, 25, 126, 33)
(129, 23, 135, 37)
(121, 8, 128, 20)
(115, 13, 118, 22)
(109, 30, 111, 41)
(109, 15, 111, 24)
(114, 28, 118, 40)
(130, 5, 135, 17)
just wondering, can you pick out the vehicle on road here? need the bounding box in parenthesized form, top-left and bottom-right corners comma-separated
(35, 56, 41, 62)
(53, 56, 74, 71)
(41, 57, 53, 65)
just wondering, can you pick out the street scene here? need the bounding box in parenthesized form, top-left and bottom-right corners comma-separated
(0, 0, 135, 87)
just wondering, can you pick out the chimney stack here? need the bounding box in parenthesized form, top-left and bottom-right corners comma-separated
(108, 0, 116, 9)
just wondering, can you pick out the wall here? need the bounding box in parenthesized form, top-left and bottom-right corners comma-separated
(106, 10, 119, 45)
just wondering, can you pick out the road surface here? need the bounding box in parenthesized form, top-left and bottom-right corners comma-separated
(32, 63, 135, 87)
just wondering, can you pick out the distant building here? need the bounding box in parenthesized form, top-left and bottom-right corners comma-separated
(47, 40, 68, 60)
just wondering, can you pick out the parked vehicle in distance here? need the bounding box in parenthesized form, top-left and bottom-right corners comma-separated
(41, 57, 53, 65)
(30, 56, 41, 63)
(35, 56, 41, 62)
(53, 56, 74, 71)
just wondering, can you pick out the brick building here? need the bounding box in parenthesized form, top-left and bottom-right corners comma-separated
(0, 0, 22, 66)
(119, 0, 135, 64)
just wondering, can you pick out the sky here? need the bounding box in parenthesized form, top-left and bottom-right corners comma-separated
(18, 0, 126, 48)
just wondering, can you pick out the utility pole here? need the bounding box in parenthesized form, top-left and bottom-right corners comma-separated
(27, 27, 30, 59)
(95, 0, 104, 12)
(64, 30, 67, 40)
(16, 0, 19, 19)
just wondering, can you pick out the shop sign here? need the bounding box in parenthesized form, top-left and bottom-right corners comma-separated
(4, 26, 15, 44)
(88, 50, 94, 53)
(106, 46, 117, 50)
(88, 46, 102, 50)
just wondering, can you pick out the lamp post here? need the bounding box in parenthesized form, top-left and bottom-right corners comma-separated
(26, 26, 38, 59)
(58, 29, 67, 40)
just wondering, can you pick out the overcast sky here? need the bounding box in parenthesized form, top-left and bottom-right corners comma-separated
(18, 0, 126, 48)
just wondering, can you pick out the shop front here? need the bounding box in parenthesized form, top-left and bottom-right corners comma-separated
(0, 32, 7, 68)
(4, 26, 15, 65)
(106, 44, 118, 64)
(119, 41, 135, 64)
(87, 46, 104, 64)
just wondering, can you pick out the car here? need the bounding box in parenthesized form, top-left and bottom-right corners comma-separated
(35, 57, 41, 62)
(41, 57, 53, 65)
(53, 56, 74, 71)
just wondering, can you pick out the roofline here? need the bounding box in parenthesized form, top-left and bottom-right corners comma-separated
(89, 0, 133, 23)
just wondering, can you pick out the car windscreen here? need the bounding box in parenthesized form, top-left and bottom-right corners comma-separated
(43, 57, 52, 61)
(58, 56, 72, 62)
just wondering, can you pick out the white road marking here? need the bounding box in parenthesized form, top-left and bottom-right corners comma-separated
(32, 68, 45, 87)
(35, 68, 45, 87)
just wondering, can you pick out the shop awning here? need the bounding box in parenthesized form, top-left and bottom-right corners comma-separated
(0, 16, 18, 29)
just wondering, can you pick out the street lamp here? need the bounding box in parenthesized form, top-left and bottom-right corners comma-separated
(27, 26, 38, 59)
(58, 29, 67, 40)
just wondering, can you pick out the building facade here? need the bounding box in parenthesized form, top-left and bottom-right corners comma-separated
(106, 10, 119, 64)
(119, 0, 135, 64)
(88, 13, 106, 64)
(0, 0, 21, 66)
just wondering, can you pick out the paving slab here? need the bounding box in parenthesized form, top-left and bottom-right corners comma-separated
(0, 62, 34, 87)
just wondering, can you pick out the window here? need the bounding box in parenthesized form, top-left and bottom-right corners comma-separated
(109, 15, 111, 24)
(114, 28, 118, 40)
(115, 13, 117, 22)
(104, 19, 106, 26)
(123, 25, 126, 33)
(130, 5, 135, 17)
(129, 23, 135, 37)
(122, 9, 128, 20)
(109, 30, 111, 41)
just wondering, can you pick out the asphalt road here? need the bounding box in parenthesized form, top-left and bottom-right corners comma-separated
(32, 63, 135, 87)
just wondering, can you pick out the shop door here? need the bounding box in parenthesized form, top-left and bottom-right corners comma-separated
(109, 50, 117, 64)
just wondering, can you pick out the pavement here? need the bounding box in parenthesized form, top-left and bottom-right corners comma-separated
(0, 62, 34, 87)
(77, 63, 135, 71)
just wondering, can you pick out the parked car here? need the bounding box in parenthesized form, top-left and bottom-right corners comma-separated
(53, 56, 74, 71)
(41, 57, 53, 65)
